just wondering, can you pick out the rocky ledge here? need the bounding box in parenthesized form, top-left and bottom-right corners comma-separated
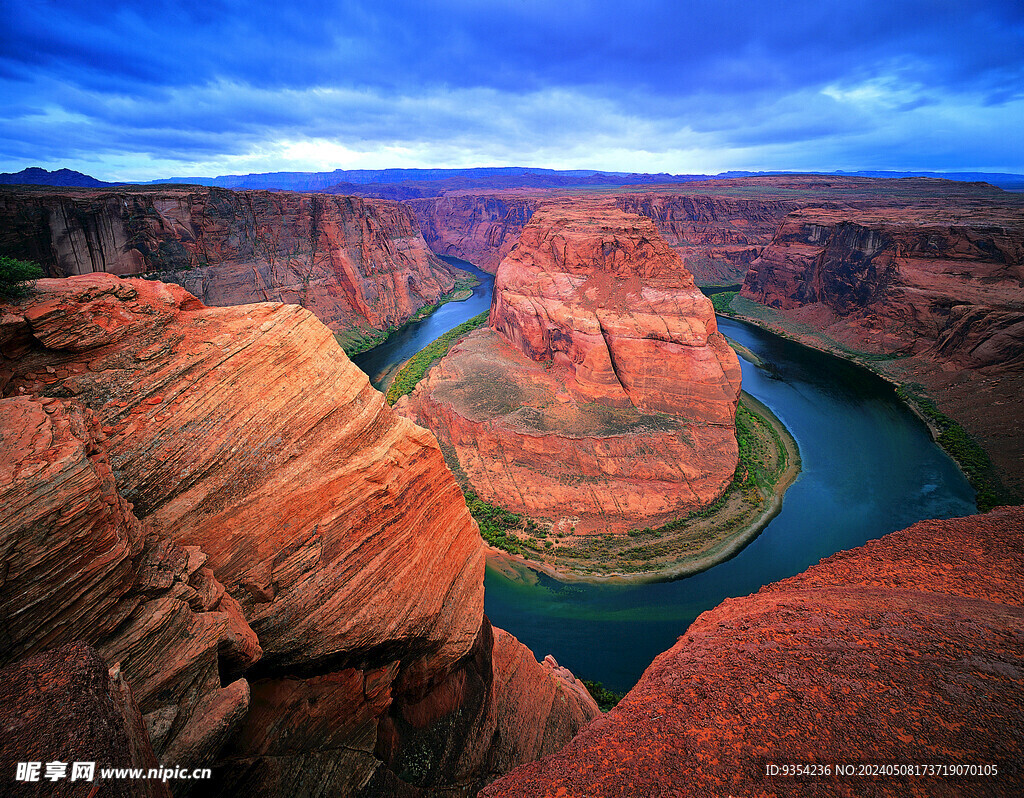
(0, 274, 598, 796)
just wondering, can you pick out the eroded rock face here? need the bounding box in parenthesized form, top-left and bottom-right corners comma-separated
(741, 204, 1024, 371)
(482, 506, 1024, 798)
(1, 274, 598, 795)
(615, 193, 800, 284)
(0, 186, 458, 335)
(402, 203, 741, 533)
(0, 643, 170, 798)
(0, 395, 257, 769)
(409, 194, 539, 274)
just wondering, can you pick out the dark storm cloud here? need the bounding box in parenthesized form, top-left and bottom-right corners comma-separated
(1, 0, 1021, 177)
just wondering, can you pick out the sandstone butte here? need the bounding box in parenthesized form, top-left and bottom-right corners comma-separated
(0, 273, 599, 796)
(482, 505, 1024, 798)
(400, 202, 742, 534)
(0, 184, 461, 339)
(737, 177, 1024, 495)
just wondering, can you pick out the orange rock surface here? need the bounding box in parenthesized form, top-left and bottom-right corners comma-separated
(482, 506, 1024, 798)
(403, 203, 741, 533)
(0, 394, 257, 769)
(1, 274, 598, 794)
(0, 185, 459, 334)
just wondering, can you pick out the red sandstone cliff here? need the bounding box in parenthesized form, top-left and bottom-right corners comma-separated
(409, 193, 539, 273)
(0, 185, 459, 339)
(0, 275, 598, 796)
(736, 181, 1024, 495)
(482, 506, 1024, 798)
(615, 192, 800, 284)
(401, 202, 741, 533)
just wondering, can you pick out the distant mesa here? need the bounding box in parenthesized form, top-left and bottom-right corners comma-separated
(0, 166, 113, 187)
(399, 201, 742, 535)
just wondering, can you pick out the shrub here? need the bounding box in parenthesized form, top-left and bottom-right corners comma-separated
(0, 256, 44, 298)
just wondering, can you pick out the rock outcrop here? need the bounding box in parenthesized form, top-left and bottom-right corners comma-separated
(409, 194, 539, 274)
(0, 185, 459, 338)
(1, 274, 598, 795)
(482, 506, 1024, 798)
(0, 643, 170, 798)
(0, 393, 257, 770)
(401, 203, 741, 533)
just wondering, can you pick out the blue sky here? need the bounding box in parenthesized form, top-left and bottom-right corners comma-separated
(1, 0, 1022, 181)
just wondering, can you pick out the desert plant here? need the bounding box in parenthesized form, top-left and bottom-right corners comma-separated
(0, 256, 44, 298)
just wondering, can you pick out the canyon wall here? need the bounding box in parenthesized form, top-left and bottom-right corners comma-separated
(741, 205, 1024, 369)
(0, 186, 459, 337)
(401, 202, 741, 534)
(615, 193, 800, 284)
(736, 187, 1024, 496)
(408, 194, 539, 273)
(483, 506, 1024, 797)
(0, 274, 598, 796)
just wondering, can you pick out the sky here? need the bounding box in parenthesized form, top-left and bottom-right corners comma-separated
(1, 0, 1022, 181)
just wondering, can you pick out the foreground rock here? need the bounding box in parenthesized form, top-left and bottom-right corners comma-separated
(0, 644, 170, 798)
(483, 506, 1024, 798)
(1, 274, 598, 795)
(0, 185, 460, 343)
(402, 203, 741, 533)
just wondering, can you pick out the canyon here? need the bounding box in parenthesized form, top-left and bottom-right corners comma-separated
(1, 173, 1022, 796)
(400, 202, 742, 535)
(0, 274, 599, 796)
(0, 185, 462, 351)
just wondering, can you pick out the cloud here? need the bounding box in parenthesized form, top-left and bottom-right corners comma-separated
(1, 1, 1021, 179)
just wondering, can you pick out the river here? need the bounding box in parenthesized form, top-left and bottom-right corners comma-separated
(352, 270, 977, 694)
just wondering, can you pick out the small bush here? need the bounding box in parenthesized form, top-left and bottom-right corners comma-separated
(581, 680, 626, 712)
(0, 256, 44, 298)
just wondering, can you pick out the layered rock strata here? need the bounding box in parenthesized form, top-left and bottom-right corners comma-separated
(401, 203, 742, 533)
(0, 394, 257, 769)
(482, 506, 1024, 798)
(741, 204, 1024, 370)
(409, 194, 539, 274)
(0, 186, 458, 335)
(1, 274, 598, 795)
(615, 193, 800, 284)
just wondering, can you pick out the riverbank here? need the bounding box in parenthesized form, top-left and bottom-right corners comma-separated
(713, 291, 1020, 510)
(476, 391, 801, 584)
(335, 269, 480, 356)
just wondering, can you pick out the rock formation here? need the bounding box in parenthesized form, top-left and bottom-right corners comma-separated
(482, 506, 1024, 798)
(0, 185, 460, 339)
(742, 202, 1024, 369)
(0, 274, 598, 795)
(615, 192, 800, 284)
(401, 202, 742, 533)
(0, 643, 171, 798)
(409, 193, 539, 274)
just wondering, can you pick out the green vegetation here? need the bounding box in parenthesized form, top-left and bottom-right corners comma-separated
(385, 310, 489, 404)
(0, 256, 44, 298)
(896, 385, 1015, 512)
(581, 680, 625, 712)
(336, 275, 479, 357)
(709, 290, 738, 314)
(462, 487, 545, 557)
